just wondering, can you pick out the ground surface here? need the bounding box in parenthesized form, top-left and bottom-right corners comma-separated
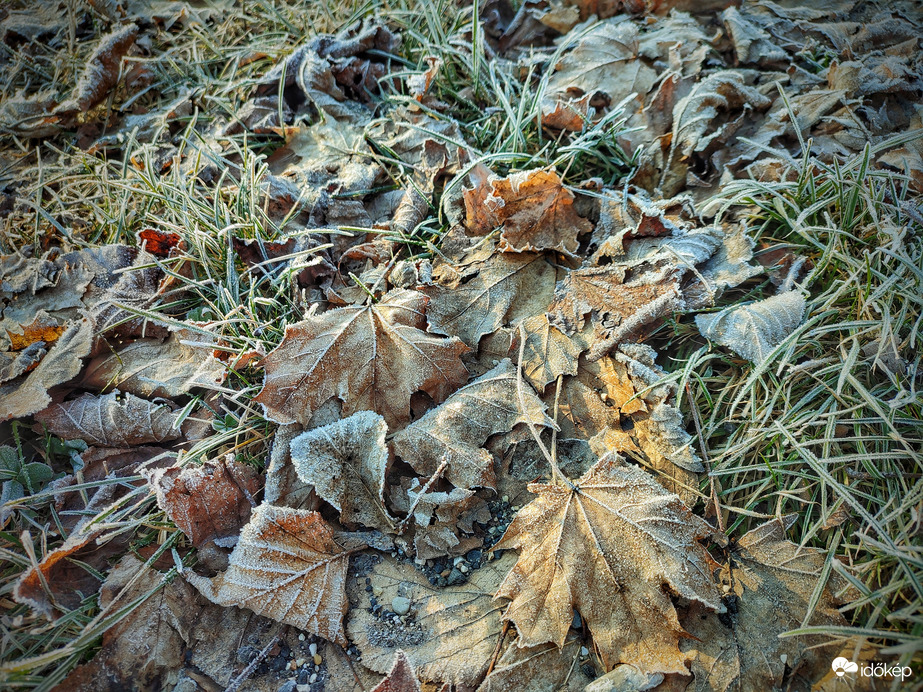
(0, 0, 921, 690)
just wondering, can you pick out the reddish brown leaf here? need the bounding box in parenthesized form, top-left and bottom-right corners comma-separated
(145, 456, 261, 548)
(371, 651, 423, 692)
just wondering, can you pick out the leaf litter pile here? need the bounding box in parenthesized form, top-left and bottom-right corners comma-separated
(1, 0, 922, 690)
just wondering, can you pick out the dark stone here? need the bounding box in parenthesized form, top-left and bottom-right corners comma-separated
(465, 549, 483, 565)
(581, 663, 596, 679)
(267, 656, 288, 673)
(446, 567, 467, 586)
(277, 681, 297, 692)
(296, 668, 309, 685)
(436, 576, 447, 587)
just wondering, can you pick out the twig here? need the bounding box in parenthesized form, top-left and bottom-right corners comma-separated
(224, 633, 280, 692)
(484, 621, 510, 678)
(516, 324, 562, 484)
(397, 458, 448, 533)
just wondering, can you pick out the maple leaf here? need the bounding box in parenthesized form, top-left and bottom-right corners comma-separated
(145, 456, 261, 548)
(34, 390, 181, 447)
(545, 20, 657, 113)
(186, 503, 351, 643)
(392, 359, 554, 490)
(519, 314, 586, 390)
(290, 411, 396, 533)
(422, 253, 557, 347)
(463, 168, 592, 255)
(371, 651, 423, 692)
(494, 454, 723, 674)
(682, 517, 854, 691)
(548, 264, 682, 360)
(348, 552, 518, 686)
(254, 289, 470, 429)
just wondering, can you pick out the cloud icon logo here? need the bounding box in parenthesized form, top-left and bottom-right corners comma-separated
(832, 657, 859, 677)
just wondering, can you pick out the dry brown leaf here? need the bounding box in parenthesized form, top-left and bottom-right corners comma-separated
(0, 342, 46, 384)
(463, 168, 592, 255)
(347, 552, 517, 686)
(545, 20, 657, 115)
(145, 455, 261, 548)
(4, 310, 66, 350)
(81, 327, 226, 398)
(265, 422, 318, 510)
(393, 359, 554, 490)
(186, 503, 351, 643)
(422, 253, 557, 347)
(34, 391, 181, 447)
(254, 289, 469, 429)
(371, 651, 423, 692)
(477, 634, 593, 692)
(290, 410, 396, 533)
(13, 529, 108, 620)
(682, 517, 854, 691)
(519, 314, 586, 390)
(51, 554, 194, 692)
(58, 24, 139, 113)
(548, 264, 682, 360)
(0, 315, 94, 423)
(495, 454, 722, 674)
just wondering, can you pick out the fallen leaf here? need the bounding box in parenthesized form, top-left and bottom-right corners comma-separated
(290, 410, 396, 533)
(145, 455, 261, 548)
(463, 168, 592, 255)
(0, 315, 94, 423)
(422, 252, 557, 347)
(518, 314, 585, 390)
(695, 290, 806, 362)
(254, 289, 469, 429)
(81, 327, 227, 397)
(682, 517, 854, 690)
(495, 453, 723, 674)
(0, 342, 46, 384)
(58, 24, 139, 113)
(546, 20, 657, 115)
(186, 503, 351, 643)
(548, 264, 682, 360)
(347, 552, 517, 686)
(393, 359, 554, 490)
(3, 310, 66, 350)
(371, 651, 423, 692)
(264, 422, 318, 510)
(34, 391, 181, 447)
(477, 634, 594, 692)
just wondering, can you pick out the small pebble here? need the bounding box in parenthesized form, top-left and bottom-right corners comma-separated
(392, 596, 411, 615)
(581, 646, 589, 657)
(287, 660, 296, 671)
(296, 658, 306, 667)
(453, 556, 464, 566)
(310, 673, 318, 684)
(298, 633, 305, 642)
(572, 611, 582, 629)
(440, 569, 451, 578)
(780, 654, 788, 664)
(313, 654, 322, 666)
(458, 563, 469, 573)
(309, 643, 318, 656)
(502, 495, 509, 503)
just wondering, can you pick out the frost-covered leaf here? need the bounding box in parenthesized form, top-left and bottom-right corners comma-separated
(393, 359, 554, 490)
(548, 264, 682, 359)
(34, 391, 181, 447)
(546, 20, 657, 114)
(82, 328, 226, 398)
(145, 456, 261, 548)
(290, 411, 396, 533)
(518, 314, 585, 390)
(477, 635, 594, 692)
(682, 517, 853, 691)
(347, 552, 517, 686)
(0, 316, 94, 423)
(422, 253, 557, 347)
(186, 503, 350, 643)
(495, 454, 722, 674)
(254, 289, 469, 429)
(371, 651, 422, 692)
(57, 24, 139, 113)
(695, 291, 806, 362)
(463, 168, 592, 255)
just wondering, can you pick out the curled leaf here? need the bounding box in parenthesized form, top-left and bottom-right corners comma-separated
(34, 391, 181, 447)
